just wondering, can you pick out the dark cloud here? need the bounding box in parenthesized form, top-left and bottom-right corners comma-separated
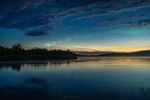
(25, 30, 48, 37)
(105, 18, 119, 22)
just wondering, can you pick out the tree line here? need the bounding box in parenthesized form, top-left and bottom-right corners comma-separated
(0, 44, 77, 59)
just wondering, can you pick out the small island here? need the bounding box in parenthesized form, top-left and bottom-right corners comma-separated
(0, 44, 77, 61)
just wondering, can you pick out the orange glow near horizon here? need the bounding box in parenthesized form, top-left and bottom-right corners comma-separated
(46, 43, 150, 53)
(66, 47, 150, 53)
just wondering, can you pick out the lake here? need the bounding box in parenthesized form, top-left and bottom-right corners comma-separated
(0, 57, 150, 100)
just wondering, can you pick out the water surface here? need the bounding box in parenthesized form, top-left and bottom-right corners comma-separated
(0, 57, 150, 100)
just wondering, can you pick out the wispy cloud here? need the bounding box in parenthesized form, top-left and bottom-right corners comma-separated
(0, 0, 150, 37)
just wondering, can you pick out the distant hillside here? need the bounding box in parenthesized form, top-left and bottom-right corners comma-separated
(131, 50, 150, 56)
(100, 50, 150, 57)
(76, 50, 150, 57)
(76, 51, 114, 57)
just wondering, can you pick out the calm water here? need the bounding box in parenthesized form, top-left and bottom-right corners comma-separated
(1, 57, 150, 100)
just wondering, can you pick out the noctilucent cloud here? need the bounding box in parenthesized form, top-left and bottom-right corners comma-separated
(0, 0, 150, 52)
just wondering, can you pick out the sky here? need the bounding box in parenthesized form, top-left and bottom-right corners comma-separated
(0, 0, 150, 52)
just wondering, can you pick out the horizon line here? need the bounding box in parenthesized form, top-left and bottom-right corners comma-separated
(1, 44, 150, 53)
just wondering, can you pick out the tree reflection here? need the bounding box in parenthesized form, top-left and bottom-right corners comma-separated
(0, 60, 74, 71)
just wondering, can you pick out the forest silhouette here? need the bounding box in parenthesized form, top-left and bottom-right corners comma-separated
(0, 44, 77, 60)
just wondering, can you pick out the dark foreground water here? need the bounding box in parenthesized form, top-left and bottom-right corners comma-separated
(1, 57, 150, 100)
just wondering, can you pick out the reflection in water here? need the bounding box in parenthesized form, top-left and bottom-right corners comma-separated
(0, 63, 22, 71)
(1, 57, 150, 71)
(1, 57, 150, 100)
(0, 60, 73, 71)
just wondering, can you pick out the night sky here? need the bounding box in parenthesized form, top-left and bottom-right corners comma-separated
(0, 0, 150, 52)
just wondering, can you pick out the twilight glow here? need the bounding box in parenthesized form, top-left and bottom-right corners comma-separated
(0, 0, 150, 52)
